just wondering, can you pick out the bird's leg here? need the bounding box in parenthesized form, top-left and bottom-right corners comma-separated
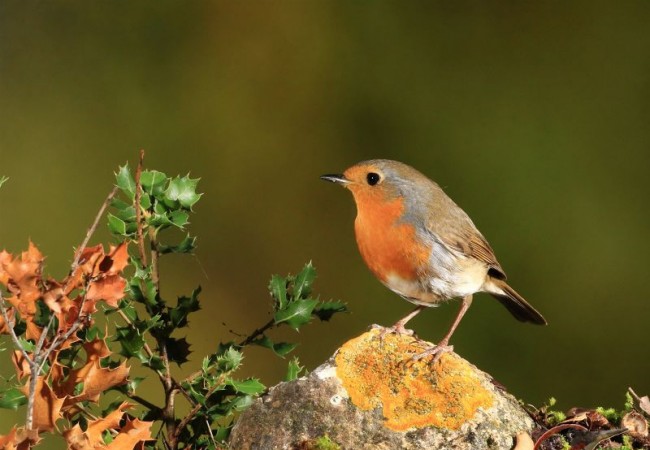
(392, 305, 426, 335)
(413, 295, 473, 363)
(375, 305, 425, 339)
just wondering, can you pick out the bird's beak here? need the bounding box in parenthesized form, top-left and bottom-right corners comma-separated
(320, 174, 350, 185)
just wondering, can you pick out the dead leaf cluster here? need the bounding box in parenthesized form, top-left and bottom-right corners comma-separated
(0, 242, 152, 448)
(529, 389, 650, 449)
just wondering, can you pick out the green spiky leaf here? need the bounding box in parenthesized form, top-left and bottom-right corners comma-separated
(0, 388, 27, 410)
(285, 357, 304, 381)
(107, 213, 127, 236)
(251, 335, 297, 357)
(274, 298, 318, 330)
(269, 275, 288, 310)
(227, 378, 265, 395)
(115, 164, 136, 199)
(293, 262, 316, 300)
(312, 300, 347, 321)
(158, 234, 197, 254)
(164, 175, 202, 209)
(140, 170, 168, 196)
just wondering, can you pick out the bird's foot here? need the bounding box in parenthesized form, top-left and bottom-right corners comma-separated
(371, 323, 416, 340)
(410, 341, 454, 365)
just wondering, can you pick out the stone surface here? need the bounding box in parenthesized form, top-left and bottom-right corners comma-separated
(229, 328, 533, 449)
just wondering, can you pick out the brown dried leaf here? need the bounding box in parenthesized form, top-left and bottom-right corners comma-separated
(42, 282, 64, 314)
(0, 427, 40, 450)
(585, 410, 609, 429)
(57, 357, 129, 410)
(86, 402, 132, 443)
(1, 242, 44, 304)
(622, 411, 648, 438)
(63, 402, 132, 450)
(23, 376, 65, 432)
(11, 351, 31, 380)
(25, 321, 43, 342)
(58, 339, 129, 406)
(83, 338, 112, 361)
(86, 275, 126, 308)
(0, 307, 15, 335)
(0, 243, 46, 341)
(105, 242, 129, 275)
(106, 419, 153, 450)
(77, 244, 105, 277)
(0, 250, 12, 286)
(72, 360, 130, 404)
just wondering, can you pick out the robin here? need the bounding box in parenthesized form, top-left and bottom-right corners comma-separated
(321, 159, 546, 359)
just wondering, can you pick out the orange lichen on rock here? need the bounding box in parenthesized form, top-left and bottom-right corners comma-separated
(334, 329, 494, 431)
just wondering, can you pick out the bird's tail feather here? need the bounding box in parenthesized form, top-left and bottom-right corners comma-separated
(485, 279, 547, 325)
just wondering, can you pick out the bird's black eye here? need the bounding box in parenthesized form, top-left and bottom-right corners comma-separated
(366, 172, 380, 186)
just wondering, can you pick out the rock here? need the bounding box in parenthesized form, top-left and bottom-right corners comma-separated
(229, 328, 533, 449)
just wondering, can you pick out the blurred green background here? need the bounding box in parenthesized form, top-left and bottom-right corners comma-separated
(1, 0, 649, 439)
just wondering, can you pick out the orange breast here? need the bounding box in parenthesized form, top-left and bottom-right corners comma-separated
(353, 197, 429, 284)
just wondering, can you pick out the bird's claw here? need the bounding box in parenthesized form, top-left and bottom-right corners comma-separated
(408, 343, 454, 366)
(371, 323, 416, 342)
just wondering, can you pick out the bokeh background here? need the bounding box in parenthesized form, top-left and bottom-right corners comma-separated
(1, 0, 650, 441)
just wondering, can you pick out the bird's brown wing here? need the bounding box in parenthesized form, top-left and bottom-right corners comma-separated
(422, 182, 507, 279)
(439, 227, 507, 280)
(427, 205, 506, 280)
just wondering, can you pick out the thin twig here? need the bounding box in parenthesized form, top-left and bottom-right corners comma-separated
(238, 318, 275, 347)
(182, 318, 277, 385)
(132, 150, 177, 447)
(34, 314, 55, 358)
(0, 293, 31, 364)
(205, 418, 217, 448)
(37, 283, 91, 376)
(26, 364, 39, 430)
(172, 381, 222, 443)
(26, 183, 120, 429)
(70, 185, 119, 274)
(128, 394, 163, 414)
(149, 227, 160, 293)
(1, 294, 40, 431)
(135, 149, 147, 266)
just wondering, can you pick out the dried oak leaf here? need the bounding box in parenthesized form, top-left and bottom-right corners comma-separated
(42, 280, 66, 314)
(0, 243, 45, 340)
(22, 376, 65, 432)
(11, 350, 31, 380)
(76, 245, 106, 278)
(103, 242, 129, 276)
(0, 250, 12, 286)
(0, 243, 43, 303)
(106, 418, 153, 450)
(0, 427, 40, 450)
(58, 339, 130, 407)
(63, 401, 132, 450)
(85, 243, 129, 309)
(86, 275, 127, 309)
(0, 307, 15, 335)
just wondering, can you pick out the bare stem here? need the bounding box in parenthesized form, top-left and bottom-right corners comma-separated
(135, 149, 148, 266)
(0, 293, 30, 364)
(70, 185, 119, 275)
(131, 151, 178, 448)
(129, 394, 163, 415)
(1, 293, 40, 430)
(172, 374, 227, 445)
(238, 318, 275, 347)
(182, 318, 277, 385)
